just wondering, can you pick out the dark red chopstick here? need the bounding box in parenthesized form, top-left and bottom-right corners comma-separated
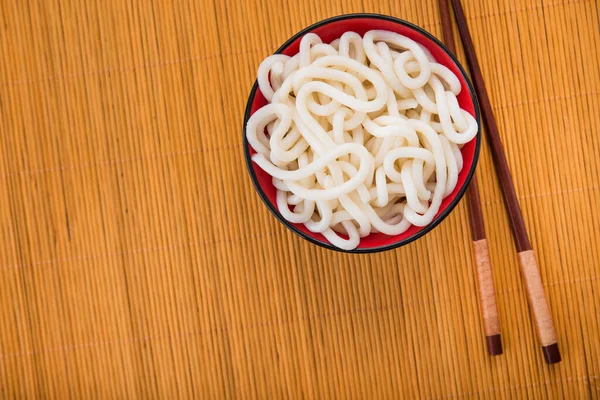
(449, 0, 561, 364)
(437, 0, 502, 357)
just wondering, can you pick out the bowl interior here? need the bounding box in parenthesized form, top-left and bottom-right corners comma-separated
(245, 15, 479, 252)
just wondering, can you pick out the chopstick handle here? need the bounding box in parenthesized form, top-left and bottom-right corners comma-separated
(518, 250, 561, 364)
(473, 239, 502, 355)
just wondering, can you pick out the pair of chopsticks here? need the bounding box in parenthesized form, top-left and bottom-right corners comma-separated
(437, 0, 561, 364)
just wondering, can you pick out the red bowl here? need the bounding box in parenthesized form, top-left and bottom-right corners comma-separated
(243, 13, 481, 253)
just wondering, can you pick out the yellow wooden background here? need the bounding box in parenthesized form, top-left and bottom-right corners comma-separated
(1, 0, 599, 398)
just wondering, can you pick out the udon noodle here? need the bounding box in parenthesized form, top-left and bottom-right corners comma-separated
(246, 30, 477, 250)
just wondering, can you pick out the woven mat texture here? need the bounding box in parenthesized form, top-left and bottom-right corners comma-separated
(1, 0, 599, 397)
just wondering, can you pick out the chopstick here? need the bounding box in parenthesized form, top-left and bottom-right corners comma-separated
(437, 0, 502, 357)
(449, 0, 561, 364)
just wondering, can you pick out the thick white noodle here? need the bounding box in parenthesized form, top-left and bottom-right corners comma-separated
(246, 30, 478, 250)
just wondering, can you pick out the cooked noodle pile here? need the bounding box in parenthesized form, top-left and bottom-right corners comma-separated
(246, 30, 477, 250)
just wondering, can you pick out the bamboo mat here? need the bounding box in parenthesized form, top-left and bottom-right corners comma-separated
(1, 0, 599, 398)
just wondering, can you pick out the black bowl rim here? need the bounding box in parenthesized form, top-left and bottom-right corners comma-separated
(243, 13, 481, 254)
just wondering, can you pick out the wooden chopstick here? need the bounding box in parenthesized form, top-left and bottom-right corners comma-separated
(437, 0, 502, 357)
(449, 0, 561, 364)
